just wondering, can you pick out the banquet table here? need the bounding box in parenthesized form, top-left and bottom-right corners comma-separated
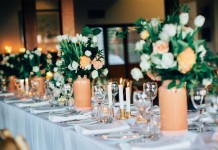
(0, 98, 217, 150)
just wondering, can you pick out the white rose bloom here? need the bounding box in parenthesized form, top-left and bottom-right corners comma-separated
(141, 21, 147, 26)
(33, 66, 39, 72)
(56, 45, 61, 50)
(49, 82, 55, 89)
(70, 37, 78, 43)
(76, 34, 82, 41)
(162, 24, 177, 37)
(150, 53, 161, 65)
(196, 45, 206, 53)
(10, 65, 14, 68)
(29, 54, 34, 60)
(92, 36, 98, 43)
(179, 13, 189, 25)
(182, 27, 194, 39)
(140, 60, 151, 72)
(160, 53, 177, 69)
(103, 68, 108, 76)
(53, 67, 58, 72)
(56, 35, 62, 42)
(82, 36, 88, 43)
(200, 50, 207, 60)
(26, 50, 30, 54)
(24, 54, 28, 58)
(6, 63, 10, 67)
(84, 64, 91, 70)
(4, 56, 9, 61)
(159, 31, 169, 41)
(194, 15, 205, 27)
(56, 60, 62, 66)
(34, 50, 41, 56)
(150, 18, 159, 27)
(62, 34, 68, 40)
(140, 54, 150, 61)
(135, 40, 145, 51)
(30, 72, 34, 75)
(68, 61, 79, 71)
(131, 68, 143, 81)
(54, 87, 61, 96)
(91, 70, 98, 79)
(85, 50, 92, 57)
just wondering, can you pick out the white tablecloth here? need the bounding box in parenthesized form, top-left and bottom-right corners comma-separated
(0, 100, 217, 150)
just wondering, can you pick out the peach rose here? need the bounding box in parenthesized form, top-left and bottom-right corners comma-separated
(80, 56, 91, 69)
(153, 40, 169, 54)
(92, 58, 104, 70)
(177, 47, 196, 74)
(140, 30, 149, 40)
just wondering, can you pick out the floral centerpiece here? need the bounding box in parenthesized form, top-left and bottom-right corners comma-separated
(130, 5, 217, 94)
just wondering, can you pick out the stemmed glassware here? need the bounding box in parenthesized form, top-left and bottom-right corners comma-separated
(111, 82, 118, 106)
(61, 83, 73, 106)
(31, 80, 40, 101)
(191, 86, 207, 132)
(14, 79, 22, 97)
(143, 82, 158, 111)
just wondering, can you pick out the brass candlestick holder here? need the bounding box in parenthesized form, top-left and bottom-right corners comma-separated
(119, 109, 126, 120)
(125, 111, 131, 119)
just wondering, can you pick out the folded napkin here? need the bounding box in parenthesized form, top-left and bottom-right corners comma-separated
(48, 113, 91, 122)
(0, 92, 14, 97)
(4, 98, 33, 104)
(30, 106, 67, 114)
(16, 101, 50, 108)
(75, 122, 130, 135)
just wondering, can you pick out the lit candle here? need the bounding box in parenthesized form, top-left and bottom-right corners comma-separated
(19, 79, 25, 92)
(126, 82, 131, 112)
(25, 78, 29, 92)
(119, 78, 124, 109)
(107, 82, 112, 107)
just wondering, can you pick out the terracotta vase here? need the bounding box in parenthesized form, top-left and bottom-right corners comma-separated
(73, 75, 91, 110)
(159, 80, 188, 136)
(7, 76, 16, 92)
(32, 76, 45, 96)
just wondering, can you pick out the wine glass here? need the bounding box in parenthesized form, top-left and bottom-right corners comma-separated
(205, 94, 218, 141)
(93, 85, 106, 106)
(143, 82, 158, 110)
(61, 83, 73, 106)
(191, 86, 207, 132)
(111, 82, 118, 106)
(14, 79, 22, 97)
(31, 80, 40, 101)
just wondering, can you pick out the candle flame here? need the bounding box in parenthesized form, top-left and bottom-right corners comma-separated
(120, 78, 123, 84)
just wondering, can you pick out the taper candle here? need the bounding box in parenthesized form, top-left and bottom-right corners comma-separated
(119, 78, 124, 109)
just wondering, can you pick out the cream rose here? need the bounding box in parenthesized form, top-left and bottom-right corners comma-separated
(140, 60, 151, 71)
(68, 61, 79, 71)
(33, 66, 39, 73)
(160, 53, 177, 69)
(103, 69, 108, 76)
(131, 68, 143, 81)
(159, 31, 169, 41)
(91, 70, 98, 79)
(153, 40, 169, 54)
(162, 24, 177, 37)
(135, 40, 145, 51)
(85, 50, 92, 57)
(202, 78, 212, 87)
(140, 30, 149, 40)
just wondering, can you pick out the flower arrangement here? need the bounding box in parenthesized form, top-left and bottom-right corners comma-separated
(53, 26, 108, 84)
(19, 48, 47, 79)
(130, 5, 218, 93)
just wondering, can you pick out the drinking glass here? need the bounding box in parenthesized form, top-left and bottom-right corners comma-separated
(143, 82, 158, 109)
(93, 85, 106, 106)
(14, 79, 22, 97)
(61, 83, 73, 106)
(31, 80, 40, 101)
(111, 82, 118, 105)
(191, 86, 207, 132)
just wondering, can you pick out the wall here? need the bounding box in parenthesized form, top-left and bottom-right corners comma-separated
(0, 0, 23, 53)
(74, 0, 165, 33)
(214, 0, 218, 53)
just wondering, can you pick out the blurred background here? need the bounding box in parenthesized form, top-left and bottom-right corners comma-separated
(0, 0, 217, 78)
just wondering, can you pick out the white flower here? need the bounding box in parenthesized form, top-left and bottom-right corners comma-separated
(160, 53, 177, 69)
(103, 68, 108, 76)
(152, 40, 169, 54)
(6, 63, 10, 67)
(84, 64, 91, 70)
(10, 65, 14, 68)
(68, 61, 79, 71)
(202, 79, 212, 87)
(150, 53, 161, 65)
(91, 70, 98, 79)
(53, 67, 58, 72)
(141, 21, 147, 26)
(62, 34, 68, 40)
(76, 34, 82, 41)
(162, 24, 177, 37)
(197, 45, 207, 60)
(131, 68, 143, 81)
(135, 40, 145, 51)
(140, 60, 151, 71)
(182, 27, 194, 39)
(56, 35, 62, 42)
(29, 54, 34, 60)
(140, 54, 150, 61)
(54, 72, 64, 81)
(199, 50, 206, 60)
(54, 87, 61, 96)
(56, 60, 62, 66)
(82, 36, 88, 43)
(150, 18, 159, 27)
(179, 13, 189, 25)
(26, 50, 30, 54)
(85, 50, 92, 57)
(24, 54, 28, 58)
(92, 36, 98, 43)
(56, 45, 61, 50)
(70, 37, 77, 43)
(159, 31, 169, 41)
(33, 66, 39, 72)
(194, 15, 205, 27)
(34, 50, 41, 56)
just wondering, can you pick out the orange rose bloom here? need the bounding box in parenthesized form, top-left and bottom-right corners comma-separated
(140, 30, 150, 40)
(177, 47, 196, 74)
(80, 56, 91, 69)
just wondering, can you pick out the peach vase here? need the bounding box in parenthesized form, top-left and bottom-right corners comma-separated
(73, 75, 91, 110)
(159, 80, 188, 136)
(7, 76, 16, 92)
(32, 76, 45, 96)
